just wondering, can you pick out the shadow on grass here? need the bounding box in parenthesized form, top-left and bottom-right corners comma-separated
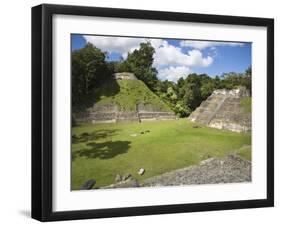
(72, 129, 119, 144)
(72, 140, 131, 160)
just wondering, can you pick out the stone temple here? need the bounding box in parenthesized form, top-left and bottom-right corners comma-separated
(188, 87, 251, 132)
(73, 72, 176, 124)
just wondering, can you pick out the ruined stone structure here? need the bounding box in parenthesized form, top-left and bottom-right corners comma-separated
(137, 103, 176, 122)
(72, 72, 176, 123)
(73, 103, 176, 124)
(114, 72, 137, 80)
(188, 87, 251, 132)
(73, 72, 176, 124)
(142, 154, 251, 187)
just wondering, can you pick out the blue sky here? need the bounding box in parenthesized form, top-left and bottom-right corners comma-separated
(71, 34, 251, 82)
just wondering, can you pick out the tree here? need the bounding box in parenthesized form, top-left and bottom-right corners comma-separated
(173, 101, 191, 117)
(72, 43, 112, 106)
(177, 77, 185, 89)
(244, 66, 252, 94)
(214, 75, 222, 89)
(157, 70, 251, 117)
(114, 59, 131, 73)
(181, 74, 203, 110)
(245, 66, 252, 76)
(121, 42, 159, 91)
(167, 87, 178, 103)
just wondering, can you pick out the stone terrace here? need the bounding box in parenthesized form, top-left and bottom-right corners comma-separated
(188, 87, 251, 132)
(73, 103, 176, 124)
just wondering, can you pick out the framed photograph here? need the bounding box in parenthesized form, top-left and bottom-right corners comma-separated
(32, 4, 274, 221)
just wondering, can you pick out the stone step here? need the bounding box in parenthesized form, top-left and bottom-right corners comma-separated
(188, 88, 251, 132)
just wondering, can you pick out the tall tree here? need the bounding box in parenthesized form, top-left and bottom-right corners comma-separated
(244, 66, 252, 94)
(122, 42, 159, 91)
(72, 43, 112, 105)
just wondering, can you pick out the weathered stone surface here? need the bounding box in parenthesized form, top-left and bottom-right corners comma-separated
(102, 178, 140, 189)
(188, 87, 251, 132)
(142, 154, 251, 187)
(114, 72, 137, 80)
(138, 168, 145, 175)
(100, 155, 251, 189)
(138, 112, 176, 121)
(115, 174, 122, 182)
(122, 173, 132, 181)
(80, 179, 96, 190)
(115, 173, 132, 183)
(73, 105, 176, 124)
(208, 98, 251, 132)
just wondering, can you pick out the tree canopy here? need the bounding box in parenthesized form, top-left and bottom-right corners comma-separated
(72, 43, 113, 105)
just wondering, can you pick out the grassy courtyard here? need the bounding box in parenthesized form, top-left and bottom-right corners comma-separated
(71, 119, 251, 190)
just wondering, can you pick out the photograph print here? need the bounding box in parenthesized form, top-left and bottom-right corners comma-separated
(71, 34, 252, 190)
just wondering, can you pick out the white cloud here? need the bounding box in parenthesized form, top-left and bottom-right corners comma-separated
(153, 45, 213, 68)
(84, 36, 214, 81)
(158, 66, 191, 82)
(149, 39, 167, 49)
(83, 35, 144, 57)
(185, 49, 213, 67)
(84, 36, 168, 59)
(180, 40, 244, 49)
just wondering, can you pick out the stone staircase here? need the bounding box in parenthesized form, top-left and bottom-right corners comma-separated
(209, 97, 251, 132)
(189, 94, 226, 124)
(188, 87, 251, 132)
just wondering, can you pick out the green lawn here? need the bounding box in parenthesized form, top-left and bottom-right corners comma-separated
(235, 145, 251, 161)
(71, 119, 251, 189)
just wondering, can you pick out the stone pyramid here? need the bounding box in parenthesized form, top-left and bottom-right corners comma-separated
(73, 72, 176, 124)
(188, 87, 251, 132)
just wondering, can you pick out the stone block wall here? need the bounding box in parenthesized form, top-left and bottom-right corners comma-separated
(139, 112, 176, 121)
(113, 72, 137, 80)
(73, 103, 176, 124)
(116, 112, 140, 123)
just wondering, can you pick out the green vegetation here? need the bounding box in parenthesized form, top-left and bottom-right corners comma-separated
(159, 72, 251, 117)
(114, 42, 158, 92)
(71, 39, 252, 190)
(235, 145, 251, 161)
(72, 119, 251, 189)
(72, 42, 252, 117)
(92, 79, 171, 111)
(72, 43, 113, 106)
(240, 97, 252, 113)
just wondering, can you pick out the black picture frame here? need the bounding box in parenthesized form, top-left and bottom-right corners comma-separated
(32, 3, 274, 222)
